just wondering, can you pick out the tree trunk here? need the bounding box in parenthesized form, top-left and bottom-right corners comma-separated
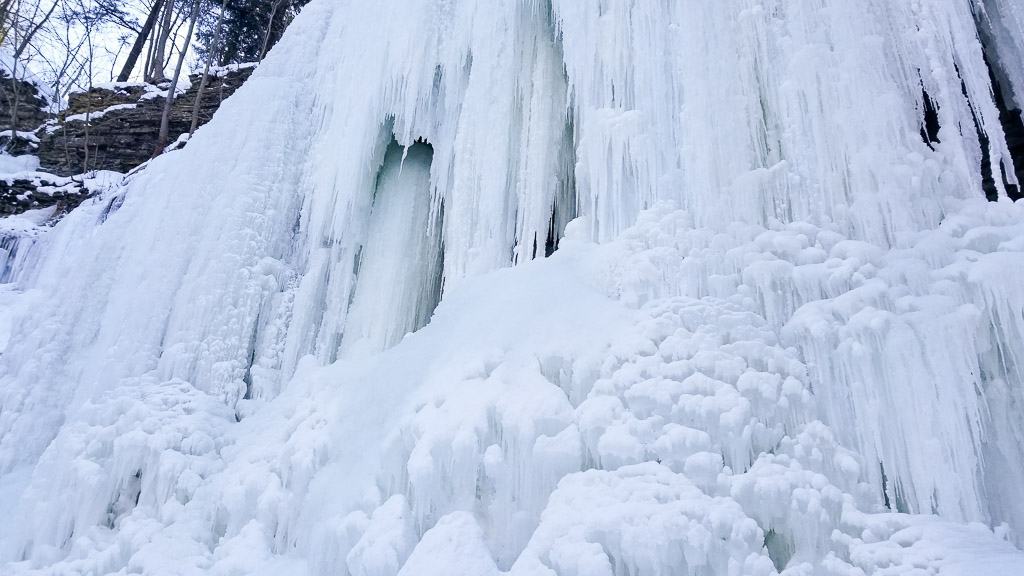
(148, 0, 176, 82)
(6, 5, 21, 148)
(190, 0, 228, 135)
(7, 52, 20, 149)
(142, 9, 160, 80)
(12, 0, 58, 61)
(0, 0, 17, 46)
(117, 0, 164, 82)
(81, 11, 95, 172)
(155, 0, 200, 155)
(259, 0, 285, 60)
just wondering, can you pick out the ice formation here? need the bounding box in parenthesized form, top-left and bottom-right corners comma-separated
(1, 0, 1024, 574)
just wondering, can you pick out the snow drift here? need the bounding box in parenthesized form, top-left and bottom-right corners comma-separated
(2, 0, 1024, 574)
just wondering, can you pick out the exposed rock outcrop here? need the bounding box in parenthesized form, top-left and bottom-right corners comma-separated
(0, 170, 123, 283)
(0, 65, 252, 218)
(38, 64, 255, 176)
(0, 70, 50, 133)
(0, 172, 92, 217)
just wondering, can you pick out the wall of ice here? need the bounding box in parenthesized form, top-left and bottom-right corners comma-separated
(1, 0, 1024, 574)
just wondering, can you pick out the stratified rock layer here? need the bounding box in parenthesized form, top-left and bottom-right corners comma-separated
(38, 65, 255, 176)
(0, 70, 49, 133)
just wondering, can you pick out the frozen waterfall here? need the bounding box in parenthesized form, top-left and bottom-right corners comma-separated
(2, 0, 1024, 574)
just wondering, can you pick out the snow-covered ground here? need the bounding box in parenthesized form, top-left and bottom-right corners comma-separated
(0, 154, 40, 174)
(1, 0, 1024, 575)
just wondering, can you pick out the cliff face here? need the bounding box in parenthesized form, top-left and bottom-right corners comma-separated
(0, 70, 50, 133)
(37, 65, 255, 176)
(0, 64, 254, 219)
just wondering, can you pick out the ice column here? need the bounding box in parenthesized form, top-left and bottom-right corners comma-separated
(340, 140, 443, 356)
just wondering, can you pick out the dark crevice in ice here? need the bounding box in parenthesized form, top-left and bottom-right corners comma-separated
(919, 88, 941, 149)
(105, 469, 143, 529)
(971, 28, 1024, 201)
(881, 462, 892, 510)
(880, 461, 911, 514)
(765, 528, 794, 572)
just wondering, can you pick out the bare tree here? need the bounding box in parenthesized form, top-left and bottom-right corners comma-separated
(2, 0, 55, 143)
(141, 5, 158, 78)
(259, 0, 283, 60)
(147, 0, 174, 81)
(12, 0, 58, 61)
(76, 0, 95, 172)
(4, 0, 26, 143)
(116, 0, 162, 81)
(39, 1, 92, 98)
(154, 0, 197, 154)
(159, 4, 190, 72)
(190, 0, 225, 135)
(0, 0, 17, 45)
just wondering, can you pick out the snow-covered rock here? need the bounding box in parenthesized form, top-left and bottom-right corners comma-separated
(38, 65, 257, 175)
